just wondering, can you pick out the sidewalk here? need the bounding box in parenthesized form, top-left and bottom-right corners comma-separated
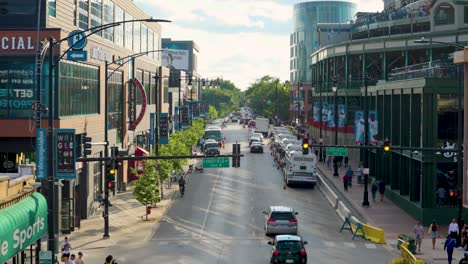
(316, 158, 466, 264)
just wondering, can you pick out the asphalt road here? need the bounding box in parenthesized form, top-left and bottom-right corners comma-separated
(98, 123, 396, 263)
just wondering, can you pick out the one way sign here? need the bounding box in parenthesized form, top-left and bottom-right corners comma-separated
(67, 50, 87, 61)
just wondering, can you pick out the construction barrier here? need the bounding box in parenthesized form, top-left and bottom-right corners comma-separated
(340, 215, 386, 244)
(391, 241, 425, 264)
(317, 175, 339, 209)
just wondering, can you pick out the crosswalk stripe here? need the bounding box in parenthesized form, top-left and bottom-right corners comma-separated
(365, 243, 377, 249)
(344, 242, 356, 248)
(178, 241, 190, 246)
(323, 241, 336, 247)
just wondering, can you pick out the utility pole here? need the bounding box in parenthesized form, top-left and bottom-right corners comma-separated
(362, 75, 370, 207)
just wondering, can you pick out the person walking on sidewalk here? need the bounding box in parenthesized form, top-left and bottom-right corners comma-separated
(74, 252, 84, 264)
(378, 180, 386, 201)
(445, 235, 457, 264)
(326, 156, 332, 169)
(371, 180, 378, 202)
(343, 174, 350, 191)
(449, 218, 460, 246)
(459, 252, 468, 264)
(357, 165, 363, 184)
(413, 221, 424, 252)
(428, 220, 440, 250)
(346, 166, 354, 187)
(61, 237, 72, 258)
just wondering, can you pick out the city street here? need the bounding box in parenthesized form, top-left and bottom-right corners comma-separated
(80, 124, 395, 263)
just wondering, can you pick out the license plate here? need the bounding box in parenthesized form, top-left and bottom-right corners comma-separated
(285, 260, 294, 263)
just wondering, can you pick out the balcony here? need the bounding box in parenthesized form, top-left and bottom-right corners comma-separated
(388, 60, 459, 81)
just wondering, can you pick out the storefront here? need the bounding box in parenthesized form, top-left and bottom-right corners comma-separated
(0, 192, 48, 264)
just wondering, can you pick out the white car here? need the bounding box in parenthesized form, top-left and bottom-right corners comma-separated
(252, 132, 264, 140)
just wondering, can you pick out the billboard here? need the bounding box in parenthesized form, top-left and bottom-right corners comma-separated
(327, 104, 335, 128)
(353, 111, 378, 144)
(159, 113, 169, 144)
(368, 111, 378, 145)
(338, 104, 346, 128)
(55, 129, 76, 179)
(313, 101, 320, 122)
(321, 101, 328, 122)
(162, 49, 189, 71)
(354, 111, 365, 144)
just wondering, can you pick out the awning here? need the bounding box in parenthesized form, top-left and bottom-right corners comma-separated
(0, 193, 48, 263)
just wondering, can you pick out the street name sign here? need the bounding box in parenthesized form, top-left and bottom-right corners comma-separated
(203, 157, 229, 168)
(39, 251, 52, 264)
(67, 50, 87, 61)
(326, 147, 348, 157)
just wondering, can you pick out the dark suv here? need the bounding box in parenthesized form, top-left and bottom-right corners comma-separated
(204, 141, 220, 156)
(268, 235, 308, 264)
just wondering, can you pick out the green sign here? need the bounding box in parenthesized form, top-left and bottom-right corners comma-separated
(326, 147, 348, 157)
(0, 193, 48, 263)
(39, 251, 53, 264)
(203, 157, 230, 168)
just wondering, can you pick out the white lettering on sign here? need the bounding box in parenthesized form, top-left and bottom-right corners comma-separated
(90, 46, 111, 62)
(1, 36, 34, 50)
(0, 216, 45, 259)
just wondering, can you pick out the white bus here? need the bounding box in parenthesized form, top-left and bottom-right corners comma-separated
(282, 151, 318, 187)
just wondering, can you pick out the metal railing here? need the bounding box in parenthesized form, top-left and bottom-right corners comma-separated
(388, 60, 459, 81)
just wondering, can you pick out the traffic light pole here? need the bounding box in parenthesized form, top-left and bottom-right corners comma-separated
(362, 75, 370, 207)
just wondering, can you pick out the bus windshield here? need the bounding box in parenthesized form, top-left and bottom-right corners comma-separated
(205, 128, 222, 141)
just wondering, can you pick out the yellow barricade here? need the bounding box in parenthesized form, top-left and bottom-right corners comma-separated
(391, 242, 425, 264)
(349, 216, 386, 244)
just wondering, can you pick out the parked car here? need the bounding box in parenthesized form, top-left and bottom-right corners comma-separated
(268, 235, 308, 264)
(263, 206, 299, 235)
(250, 142, 264, 153)
(249, 136, 261, 147)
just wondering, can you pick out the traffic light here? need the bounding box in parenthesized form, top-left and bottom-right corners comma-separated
(383, 139, 391, 152)
(232, 143, 241, 167)
(302, 138, 309, 155)
(106, 162, 116, 191)
(83, 134, 92, 156)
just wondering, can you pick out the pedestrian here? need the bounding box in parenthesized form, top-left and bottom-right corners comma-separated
(105, 255, 115, 264)
(326, 156, 332, 169)
(449, 218, 460, 246)
(428, 220, 440, 250)
(413, 221, 424, 252)
(444, 235, 457, 264)
(343, 174, 350, 191)
(462, 224, 468, 250)
(346, 166, 354, 187)
(61, 237, 72, 258)
(357, 165, 363, 184)
(459, 252, 468, 264)
(70, 254, 76, 264)
(378, 180, 386, 201)
(74, 252, 84, 264)
(344, 156, 349, 168)
(371, 180, 378, 202)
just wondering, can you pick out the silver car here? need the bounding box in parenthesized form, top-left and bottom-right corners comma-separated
(263, 206, 298, 236)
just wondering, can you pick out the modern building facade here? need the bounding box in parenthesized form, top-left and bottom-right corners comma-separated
(290, 0, 357, 125)
(307, 0, 466, 224)
(0, 0, 168, 241)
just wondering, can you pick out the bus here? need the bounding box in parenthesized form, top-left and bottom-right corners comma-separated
(204, 126, 222, 142)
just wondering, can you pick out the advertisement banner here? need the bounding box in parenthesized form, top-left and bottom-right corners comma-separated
(313, 101, 320, 122)
(149, 113, 155, 145)
(327, 104, 335, 128)
(338, 104, 346, 128)
(181, 106, 189, 129)
(55, 129, 76, 179)
(161, 49, 189, 71)
(354, 111, 365, 144)
(174, 106, 179, 131)
(369, 111, 378, 145)
(321, 101, 328, 122)
(36, 128, 47, 180)
(159, 113, 169, 144)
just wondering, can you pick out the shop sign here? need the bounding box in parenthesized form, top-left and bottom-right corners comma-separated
(36, 128, 47, 180)
(128, 80, 136, 125)
(149, 113, 155, 145)
(0, 30, 60, 55)
(90, 46, 111, 62)
(436, 142, 458, 162)
(55, 129, 76, 179)
(181, 106, 189, 130)
(128, 78, 147, 131)
(0, 193, 48, 263)
(159, 113, 169, 144)
(0, 64, 35, 111)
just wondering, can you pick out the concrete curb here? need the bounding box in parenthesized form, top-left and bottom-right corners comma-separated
(316, 174, 339, 209)
(336, 200, 352, 222)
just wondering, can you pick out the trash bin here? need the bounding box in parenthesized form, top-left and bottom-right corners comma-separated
(397, 234, 416, 254)
(146, 206, 152, 215)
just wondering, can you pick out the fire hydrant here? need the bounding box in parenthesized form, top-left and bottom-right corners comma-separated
(146, 205, 152, 215)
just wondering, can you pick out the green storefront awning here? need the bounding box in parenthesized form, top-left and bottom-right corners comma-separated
(0, 192, 48, 263)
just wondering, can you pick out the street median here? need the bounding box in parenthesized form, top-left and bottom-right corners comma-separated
(317, 175, 339, 209)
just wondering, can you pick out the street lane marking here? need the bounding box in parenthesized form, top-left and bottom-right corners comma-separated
(199, 170, 222, 238)
(323, 241, 335, 247)
(178, 241, 190, 246)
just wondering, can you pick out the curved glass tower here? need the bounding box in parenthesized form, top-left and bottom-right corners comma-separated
(290, 0, 357, 83)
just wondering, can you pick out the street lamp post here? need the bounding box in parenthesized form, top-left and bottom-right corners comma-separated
(45, 18, 170, 250)
(332, 83, 339, 177)
(362, 75, 370, 207)
(414, 37, 464, 226)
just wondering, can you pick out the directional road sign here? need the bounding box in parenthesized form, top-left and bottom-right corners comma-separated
(39, 251, 53, 264)
(203, 157, 230, 168)
(67, 50, 87, 61)
(326, 147, 348, 157)
(67, 30, 88, 50)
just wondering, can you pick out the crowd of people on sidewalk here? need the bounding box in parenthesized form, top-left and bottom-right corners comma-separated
(57, 237, 86, 264)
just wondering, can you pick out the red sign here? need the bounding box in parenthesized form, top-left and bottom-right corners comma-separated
(128, 78, 147, 131)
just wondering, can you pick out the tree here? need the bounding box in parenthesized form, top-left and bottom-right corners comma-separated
(132, 159, 160, 220)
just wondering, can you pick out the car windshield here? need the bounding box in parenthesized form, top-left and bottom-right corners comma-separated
(205, 143, 219, 149)
(252, 142, 261, 146)
(276, 241, 302, 250)
(271, 212, 294, 220)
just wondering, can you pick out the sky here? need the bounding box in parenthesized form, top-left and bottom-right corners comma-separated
(134, 0, 384, 90)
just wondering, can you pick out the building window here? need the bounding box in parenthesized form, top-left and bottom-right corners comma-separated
(133, 22, 141, 53)
(141, 24, 148, 54)
(90, 0, 102, 36)
(108, 70, 123, 142)
(153, 31, 160, 60)
(78, 0, 89, 30)
(59, 61, 99, 116)
(136, 70, 143, 104)
(114, 5, 124, 46)
(144, 72, 150, 104)
(102, 0, 114, 41)
(148, 29, 154, 55)
(48, 0, 56, 17)
(0, 0, 36, 16)
(434, 3, 455, 25)
(124, 13, 133, 50)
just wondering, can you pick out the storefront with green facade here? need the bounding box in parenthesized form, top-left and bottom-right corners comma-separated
(0, 192, 48, 264)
